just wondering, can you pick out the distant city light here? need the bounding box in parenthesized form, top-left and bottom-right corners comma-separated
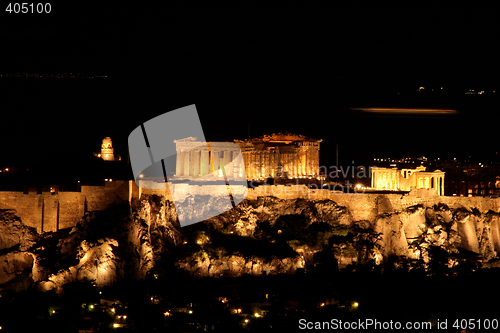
(352, 107, 457, 115)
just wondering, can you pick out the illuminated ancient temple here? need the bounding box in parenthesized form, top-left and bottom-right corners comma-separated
(172, 133, 322, 181)
(234, 133, 322, 180)
(173, 137, 246, 180)
(371, 165, 445, 195)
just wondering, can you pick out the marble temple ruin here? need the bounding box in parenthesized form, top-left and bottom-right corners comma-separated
(173, 133, 322, 181)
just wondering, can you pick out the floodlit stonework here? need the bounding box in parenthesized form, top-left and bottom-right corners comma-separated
(234, 133, 322, 180)
(172, 133, 322, 181)
(0, 180, 132, 233)
(173, 137, 245, 180)
(94, 137, 121, 161)
(371, 165, 445, 195)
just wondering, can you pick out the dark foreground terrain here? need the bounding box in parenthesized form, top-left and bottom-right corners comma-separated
(1, 266, 499, 332)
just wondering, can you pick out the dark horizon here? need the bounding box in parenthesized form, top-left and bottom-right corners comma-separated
(1, 75, 498, 172)
(2, 4, 500, 173)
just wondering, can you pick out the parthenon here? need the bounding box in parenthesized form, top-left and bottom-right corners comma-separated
(173, 133, 322, 181)
(371, 165, 445, 195)
(234, 133, 322, 180)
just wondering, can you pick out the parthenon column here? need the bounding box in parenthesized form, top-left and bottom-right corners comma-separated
(200, 149, 209, 176)
(306, 149, 312, 176)
(283, 153, 288, 177)
(231, 150, 240, 177)
(209, 150, 215, 174)
(188, 151, 194, 176)
(247, 152, 252, 179)
(238, 151, 245, 178)
(262, 151, 268, 177)
(212, 150, 220, 177)
(183, 150, 190, 177)
(249, 151, 255, 179)
(293, 154, 298, 178)
(193, 150, 200, 177)
(223, 150, 232, 177)
(314, 148, 319, 177)
(257, 151, 264, 178)
(304, 149, 308, 176)
(176, 150, 184, 176)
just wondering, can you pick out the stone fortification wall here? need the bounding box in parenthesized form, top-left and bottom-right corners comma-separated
(2, 180, 499, 234)
(248, 185, 500, 219)
(135, 182, 500, 222)
(0, 180, 131, 233)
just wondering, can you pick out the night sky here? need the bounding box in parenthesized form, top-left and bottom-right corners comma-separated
(2, 4, 500, 172)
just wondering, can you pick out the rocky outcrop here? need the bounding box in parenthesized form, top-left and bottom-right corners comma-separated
(1, 191, 500, 292)
(31, 199, 183, 293)
(0, 209, 38, 251)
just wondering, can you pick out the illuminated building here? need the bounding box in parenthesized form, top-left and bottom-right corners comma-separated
(173, 137, 246, 180)
(371, 165, 445, 195)
(94, 137, 121, 161)
(173, 133, 322, 181)
(234, 133, 322, 180)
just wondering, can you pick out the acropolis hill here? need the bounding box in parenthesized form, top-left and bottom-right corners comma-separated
(2, 136, 500, 293)
(3, 180, 500, 292)
(0, 134, 492, 238)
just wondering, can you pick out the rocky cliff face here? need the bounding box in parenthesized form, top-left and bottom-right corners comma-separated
(1, 192, 500, 293)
